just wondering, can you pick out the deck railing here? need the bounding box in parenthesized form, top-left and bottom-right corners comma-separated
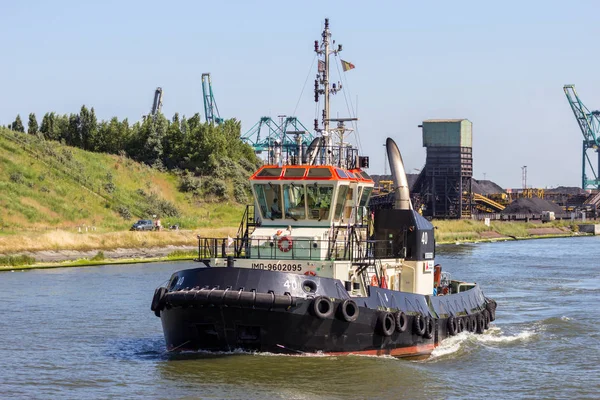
(196, 236, 399, 262)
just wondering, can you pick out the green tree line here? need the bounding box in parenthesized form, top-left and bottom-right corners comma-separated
(9, 107, 258, 176)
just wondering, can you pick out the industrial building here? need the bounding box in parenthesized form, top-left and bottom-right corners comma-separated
(412, 119, 473, 218)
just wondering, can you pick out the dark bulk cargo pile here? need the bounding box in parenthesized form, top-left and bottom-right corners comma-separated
(470, 179, 505, 195)
(501, 198, 563, 215)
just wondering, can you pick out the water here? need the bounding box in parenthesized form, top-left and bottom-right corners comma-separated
(1, 236, 599, 399)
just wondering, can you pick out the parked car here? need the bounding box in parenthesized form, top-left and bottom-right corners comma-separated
(130, 219, 155, 231)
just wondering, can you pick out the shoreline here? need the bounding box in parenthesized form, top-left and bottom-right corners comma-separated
(1, 231, 590, 272)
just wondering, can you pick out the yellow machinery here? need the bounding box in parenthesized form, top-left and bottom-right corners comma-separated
(473, 193, 505, 212)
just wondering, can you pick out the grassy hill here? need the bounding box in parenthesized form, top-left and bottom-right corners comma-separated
(0, 127, 245, 235)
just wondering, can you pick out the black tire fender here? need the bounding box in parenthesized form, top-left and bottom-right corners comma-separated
(476, 313, 485, 334)
(312, 296, 334, 319)
(377, 311, 396, 337)
(395, 311, 408, 333)
(337, 299, 359, 322)
(483, 309, 491, 330)
(151, 287, 167, 317)
(413, 314, 426, 336)
(447, 316, 457, 336)
(469, 315, 477, 333)
(423, 316, 434, 339)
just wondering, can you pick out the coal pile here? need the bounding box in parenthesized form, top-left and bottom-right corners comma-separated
(501, 197, 563, 214)
(545, 186, 586, 195)
(471, 179, 505, 195)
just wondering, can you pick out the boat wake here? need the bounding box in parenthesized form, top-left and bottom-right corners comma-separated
(427, 325, 538, 362)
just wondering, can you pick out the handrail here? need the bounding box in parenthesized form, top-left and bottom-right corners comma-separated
(197, 236, 398, 262)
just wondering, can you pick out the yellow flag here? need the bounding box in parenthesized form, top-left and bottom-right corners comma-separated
(341, 60, 355, 72)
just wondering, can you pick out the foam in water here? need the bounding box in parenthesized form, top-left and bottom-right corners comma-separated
(427, 326, 538, 361)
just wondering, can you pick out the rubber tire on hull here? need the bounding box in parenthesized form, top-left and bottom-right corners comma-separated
(337, 299, 359, 322)
(423, 316, 434, 339)
(413, 314, 426, 336)
(476, 313, 485, 334)
(377, 312, 396, 336)
(469, 316, 477, 333)
(151, 287, 167, 317)
(447, 316, 457, 336)
(395, 311, 408, 333)
(486, 300, 497, 321)
(483, 309, 491, 330)
(457, 317, 465, 333)
(311, 296, 334, 319)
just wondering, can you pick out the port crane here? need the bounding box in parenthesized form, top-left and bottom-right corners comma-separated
(564, 84, 600, 189)
(241, 116, 314, 156)
(201, 73, 223, 125)
(150, 87, 163, 121)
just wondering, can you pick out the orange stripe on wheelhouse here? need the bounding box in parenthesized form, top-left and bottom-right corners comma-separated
(325, 343, 436, 358)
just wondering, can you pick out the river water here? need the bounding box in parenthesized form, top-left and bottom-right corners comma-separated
(1, 236, 599, 399)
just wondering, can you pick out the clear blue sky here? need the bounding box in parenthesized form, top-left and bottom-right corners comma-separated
(2, 0, 600, 189)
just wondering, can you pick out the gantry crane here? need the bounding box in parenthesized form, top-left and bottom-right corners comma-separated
(150, 87, 163, 121)
(201, 73, 223, 125)
(564, 84, 600, 189)
(241, 116, 314, 156)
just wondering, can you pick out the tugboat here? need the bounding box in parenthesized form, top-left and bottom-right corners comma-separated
(151, 19, 497, 358)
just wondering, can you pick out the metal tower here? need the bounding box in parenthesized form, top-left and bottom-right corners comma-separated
(149, 87, 163, 121)
(564, 84, 600, 189)
(241, 116, 313, 154)
(201, 73, 223, 125)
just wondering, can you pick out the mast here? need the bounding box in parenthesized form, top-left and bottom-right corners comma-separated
(323, 19, 331, 135)
(314, 19, 343, 149)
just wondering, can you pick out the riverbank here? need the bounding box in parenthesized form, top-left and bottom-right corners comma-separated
(0, 220, 591, 271)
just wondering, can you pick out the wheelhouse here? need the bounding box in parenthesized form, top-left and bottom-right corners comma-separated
(250, 165, 374, 227)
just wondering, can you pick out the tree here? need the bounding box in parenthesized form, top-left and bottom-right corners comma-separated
(28, 113, 38, 135)
(11, 115, 25, 132)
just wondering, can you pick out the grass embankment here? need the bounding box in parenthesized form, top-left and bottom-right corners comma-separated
(0, 127, 244, 234)
(0, 228, 236, 254)
(433, 219, 579, 243)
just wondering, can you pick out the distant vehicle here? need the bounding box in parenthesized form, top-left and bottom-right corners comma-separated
(541, 211, 556, 223)
(130, 220, 155, 231)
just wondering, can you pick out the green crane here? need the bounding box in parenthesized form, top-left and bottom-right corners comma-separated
(201, 73, 223, 125)
(564, 84, 600, 189)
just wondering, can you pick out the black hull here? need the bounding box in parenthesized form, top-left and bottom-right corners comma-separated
(153, 267, 496, 358)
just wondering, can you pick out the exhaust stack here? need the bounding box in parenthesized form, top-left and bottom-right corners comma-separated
(386, 137, 412, 210)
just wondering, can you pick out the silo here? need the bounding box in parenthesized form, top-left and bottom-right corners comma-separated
(417, 119, 473, 218)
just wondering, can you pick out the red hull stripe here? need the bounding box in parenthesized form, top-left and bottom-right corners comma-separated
(325, 343, 436, 357)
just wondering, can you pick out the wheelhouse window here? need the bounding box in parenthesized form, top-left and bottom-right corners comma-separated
(283, 184, 306, 220)
(284, 168, 306, 178)
(256, 168, 282, 178)
(254, 184, 282, 219)
(334, 185, 349, 220)
(307, 185, 333, 220)
(359, 187, 373, 207)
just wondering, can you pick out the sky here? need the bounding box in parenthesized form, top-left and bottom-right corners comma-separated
(2, 0, 600, 189)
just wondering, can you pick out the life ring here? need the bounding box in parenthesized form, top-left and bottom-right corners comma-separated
(338, 299, 359, 322)
(423, 316, 434, 339)
(277, 236, 293, 252)
(413, 314, 426, 336)
(370, 275, 379, 286)
(304, 271, 317, 276)
(395, 311, 408, 333)
(447, 316, 457, 336)
(311, 296, 333, 319)
(377, 312, 395, 336)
